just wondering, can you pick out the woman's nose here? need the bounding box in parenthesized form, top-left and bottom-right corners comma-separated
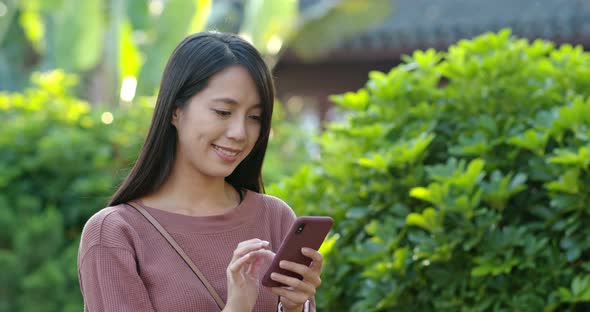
(226, 118, 247, 141)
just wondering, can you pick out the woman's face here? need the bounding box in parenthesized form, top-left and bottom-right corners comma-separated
(171, 65, 262, 180)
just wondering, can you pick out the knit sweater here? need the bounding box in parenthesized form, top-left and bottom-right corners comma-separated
(77, 190, 315, 311)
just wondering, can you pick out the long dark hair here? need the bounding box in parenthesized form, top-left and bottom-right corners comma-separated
(109, 32, 275, 206)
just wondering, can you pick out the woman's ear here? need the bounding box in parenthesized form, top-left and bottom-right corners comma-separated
(171, 107, 181, 127)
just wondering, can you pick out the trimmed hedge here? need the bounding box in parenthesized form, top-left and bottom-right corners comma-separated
(269, 30, 590, 311)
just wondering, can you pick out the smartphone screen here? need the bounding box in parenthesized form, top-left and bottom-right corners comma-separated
(261, 216, 333, 288)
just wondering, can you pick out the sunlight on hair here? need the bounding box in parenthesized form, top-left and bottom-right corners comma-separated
(120, 76, 137, 102)
(148, 0, 164, 16)
(101, 112, 114, 125)
(266, 35, 283, 55)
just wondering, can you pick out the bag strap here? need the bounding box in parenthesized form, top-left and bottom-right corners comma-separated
(127, 201, 226, 311)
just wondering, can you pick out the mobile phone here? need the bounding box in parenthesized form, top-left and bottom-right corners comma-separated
(261, 216, 334, 288)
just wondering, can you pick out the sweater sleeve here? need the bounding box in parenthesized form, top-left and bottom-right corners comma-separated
(78, 208, 156, 312)
(78, 245, 156, 312)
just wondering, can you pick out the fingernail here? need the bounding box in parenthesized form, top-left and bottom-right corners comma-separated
(271, 273, 278, 280)
(279, 261, 286, 268)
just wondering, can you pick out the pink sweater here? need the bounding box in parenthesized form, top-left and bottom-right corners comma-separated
(77, 191, 315, 311)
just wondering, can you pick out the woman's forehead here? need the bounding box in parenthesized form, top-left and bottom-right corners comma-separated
(199, 66, 261, 106)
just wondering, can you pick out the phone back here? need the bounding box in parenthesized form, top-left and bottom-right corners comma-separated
(262, 216, 333, 288)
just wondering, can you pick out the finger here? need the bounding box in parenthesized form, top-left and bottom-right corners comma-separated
(279, 260, 321, 287)
(270, 287, 309, 304)
(249, 249, 275, 263)
(232, 240, 270, 261)
(228, 253, 254, 274)
(237, 238, 269, 248)
(302, 248, 323, 273)
(270, 273, 315, 294)
(235, 239, 270, 252)
(230, 247, 274, 271)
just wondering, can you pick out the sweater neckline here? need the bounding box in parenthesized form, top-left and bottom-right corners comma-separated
(134, 190, 258, 234)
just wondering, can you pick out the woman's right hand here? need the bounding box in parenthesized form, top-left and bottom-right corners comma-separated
(223, 239, 275, 312)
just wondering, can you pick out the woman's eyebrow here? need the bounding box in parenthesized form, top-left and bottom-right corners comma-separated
(212, 97, 262, 108)
(212, 97, 239, 105)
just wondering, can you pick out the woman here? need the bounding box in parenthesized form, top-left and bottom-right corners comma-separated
(77, 32, 322, 312)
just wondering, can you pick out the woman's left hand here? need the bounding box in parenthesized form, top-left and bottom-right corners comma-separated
(270, 247, 323, 312)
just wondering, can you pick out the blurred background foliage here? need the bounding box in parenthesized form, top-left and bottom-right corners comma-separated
(0, 0, 392, 101)
(0, 71, 151, 311)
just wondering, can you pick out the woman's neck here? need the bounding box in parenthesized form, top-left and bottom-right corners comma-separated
(140, 163, 241, 217)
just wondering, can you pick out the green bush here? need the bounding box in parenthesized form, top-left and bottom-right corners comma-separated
(269, 30, 590, 311)
(0, 71, 151, 311)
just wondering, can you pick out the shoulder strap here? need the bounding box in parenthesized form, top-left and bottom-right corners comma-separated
(127, 202, 225, 311)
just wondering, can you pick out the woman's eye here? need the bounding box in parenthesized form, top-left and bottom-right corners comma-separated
(249, 115, 262, 121)
(213, 109, 231, 117)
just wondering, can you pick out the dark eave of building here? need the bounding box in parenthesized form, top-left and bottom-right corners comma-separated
(285, 0, 590, 63)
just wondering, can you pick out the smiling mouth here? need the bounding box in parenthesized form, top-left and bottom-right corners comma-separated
(212, 145, 240, 157)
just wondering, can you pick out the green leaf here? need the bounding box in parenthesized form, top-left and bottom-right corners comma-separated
(449, 131, 490, 156)
(18, 8, 45, 52)
(54, 0, 104, 71)
(406, 208, 441, 232)
(471, 257, 519, 277)
(571, 275, 590, 301)
(407, 49, 444, 69)
(471, 265, 492, 277)
(330, 89, 369, 110)
(409, 183, 448, 208)
(507, 129, 548, 156)
(409, 187, 431, 202)
(358, 154, 387, 172)
(552, 96, 590, 136)
(547, 146, 590, 169)
(557, 287, 573, 302)
(392, 247, 408, 271)
(318, 233, 339, 256)
(118, 19, 142, 80)
(454, 158, 485, 188)
(388, 133, 435, 167)
(482, 171, 527, 211)
(544, 169, 580, 194)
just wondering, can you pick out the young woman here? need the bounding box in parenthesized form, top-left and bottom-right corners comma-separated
(77, 32, 322, 312)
